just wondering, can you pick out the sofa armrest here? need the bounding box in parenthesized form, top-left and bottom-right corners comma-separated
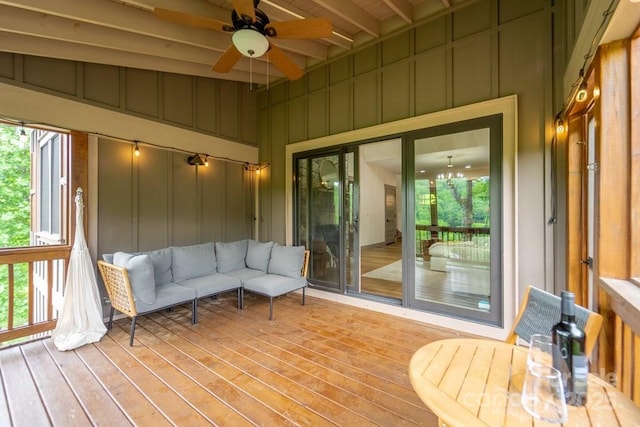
(97, 260, 138, 317)
(301, 250, 310, 278)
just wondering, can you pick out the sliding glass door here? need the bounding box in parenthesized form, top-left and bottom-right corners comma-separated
(408, 115, 502, 324)
(294, 113, 503, 325)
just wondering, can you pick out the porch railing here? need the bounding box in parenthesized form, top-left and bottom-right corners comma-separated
(416, 225, 490, 258)
(598, 278, 640, 405)
(0, 245, 69, 345)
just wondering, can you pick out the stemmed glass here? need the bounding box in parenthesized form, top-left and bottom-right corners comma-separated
(521, 361, 568, 423)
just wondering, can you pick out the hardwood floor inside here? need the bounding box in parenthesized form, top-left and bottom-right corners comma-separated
(360, 242, 403, 299)
(0, 293, 472, 426)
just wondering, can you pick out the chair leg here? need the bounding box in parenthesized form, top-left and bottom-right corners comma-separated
(240, 288, 244, 309)
(269, 297, 273, 321)
(302, 287, 306, 306)
(237, 288, 242, 309)
(129, 316, 137, 346)
(108, 307, 115, 329)
(193, 299, 198, 324)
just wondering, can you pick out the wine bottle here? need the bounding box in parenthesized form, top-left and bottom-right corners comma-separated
(552, 291, 588, 406)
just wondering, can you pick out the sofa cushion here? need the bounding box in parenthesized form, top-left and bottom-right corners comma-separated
(113, 252, 156, 305)
(215, 240, 248, 273)
(102, 253, 114, 264)
(178, 273, 241, 298)
(245, 240, 274, 272)
(268, 244, 305, 279)
(171, 242, 216, 282)
(134, 282, 196, 313)
(224, 267, 267, 285)
(243, 274, 306, 297)
(141, 247, 173, 285)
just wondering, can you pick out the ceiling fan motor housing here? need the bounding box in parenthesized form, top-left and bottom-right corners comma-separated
(232, 8, 270, 33)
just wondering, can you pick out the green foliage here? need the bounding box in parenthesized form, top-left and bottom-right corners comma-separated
(0, 124, 31, 328)
(415, 178, 490, 228)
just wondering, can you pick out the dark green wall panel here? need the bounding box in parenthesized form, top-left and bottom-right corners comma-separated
(382, 62, 410, 123)
(308, 91, 328, 139)
(415, 16, 448, 53)
(288, 97, 307, 143)
(329, 82, 351, 134)
(200, 159, 226, 242)
(0, 52, 13, 79)
(219, 80, 240, 139)
(163, 73, 193, 127)
(126, 69, 159, 117)
(383, 32, 411, 65)
(83, 63, 120, 108)
(330, 57, 351, 84)
(500, 0, 546, 23)
(415, 50, 448, 115)
(195, 77, 218, 134)
(354, 45, 378, 76)
(308, 66, 327, 92)
(240, 88, 257, 145)
(98, 140, 134, 253)
(137, 147, 170, 251)
(171, 153, 198, 246)
(289, 77, 306, 99)
(223, 163, 250, 240)
(452, 35, 492, 107)
(453, 0, 492, 40)
(23, 57, 77, 96)
(353, 73, 378, 129)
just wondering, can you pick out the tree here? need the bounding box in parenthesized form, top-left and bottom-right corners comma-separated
(0, 124, 31, 328)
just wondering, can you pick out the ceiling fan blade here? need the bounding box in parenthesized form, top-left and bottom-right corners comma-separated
(265, 18, 333, 39)
(154, 8, 233, 32)
(268, 43, 304, 81)
(213, 45, 243, 73)
(232, 0, 256, 22)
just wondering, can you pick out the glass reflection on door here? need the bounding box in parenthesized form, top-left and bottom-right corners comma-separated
(297, 154, 340, 289)
(414, 128, 492, 313)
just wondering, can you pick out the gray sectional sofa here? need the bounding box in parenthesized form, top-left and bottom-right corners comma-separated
(97, 240, 309, 346)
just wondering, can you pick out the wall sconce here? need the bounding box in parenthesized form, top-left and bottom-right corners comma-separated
(19, 122, 28, 142)
(556, 119, 565, 134)
(187, 153, 208, 166)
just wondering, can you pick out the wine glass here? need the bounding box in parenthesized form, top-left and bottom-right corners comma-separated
(521, 362, 568, 423)
(528, 334, 554, 367)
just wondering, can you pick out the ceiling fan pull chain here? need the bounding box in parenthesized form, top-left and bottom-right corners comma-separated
(250, 56, 253, 91)
(267, 52, 270, 92)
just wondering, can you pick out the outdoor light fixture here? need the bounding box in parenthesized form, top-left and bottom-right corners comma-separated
(576, 81, 588, 103)
(232, 29, 269, 57)
(556, 119, 565, 134)
(19, 122, 28, 142)
(134, 141, 140, 157)
(187, 153, 207, 166)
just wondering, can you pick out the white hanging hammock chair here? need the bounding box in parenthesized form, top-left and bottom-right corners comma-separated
(52, 187, 106, 351)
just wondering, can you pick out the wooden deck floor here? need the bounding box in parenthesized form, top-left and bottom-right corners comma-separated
(0, 293, 471, 426)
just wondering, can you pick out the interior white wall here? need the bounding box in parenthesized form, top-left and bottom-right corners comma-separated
(358, 157, 398, 247)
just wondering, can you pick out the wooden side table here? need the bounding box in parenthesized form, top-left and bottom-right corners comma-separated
(409, 338, 640, 427)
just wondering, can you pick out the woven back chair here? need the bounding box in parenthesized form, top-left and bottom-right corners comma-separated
(505, 286, 603, 356)
(97, 260, 195, 346)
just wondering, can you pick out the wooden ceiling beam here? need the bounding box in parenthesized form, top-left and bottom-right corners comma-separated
(382, 0, 413, 23)
(310, 0, 380, 37)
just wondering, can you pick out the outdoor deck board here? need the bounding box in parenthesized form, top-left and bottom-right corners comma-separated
(0, 294, 469, 426)
(20, 340, 90, 426)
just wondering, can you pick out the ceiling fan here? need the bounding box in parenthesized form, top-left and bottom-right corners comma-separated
(154, 0, 333, 81)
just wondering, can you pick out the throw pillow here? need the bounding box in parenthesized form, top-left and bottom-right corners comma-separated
(268, 244, 305, 278)
(113, 252, 156, 305)
(245, 240, 274, 272)
(141, 247, 173, 285)
(216, 240, 248, 273)
(171, 242, 216, 282)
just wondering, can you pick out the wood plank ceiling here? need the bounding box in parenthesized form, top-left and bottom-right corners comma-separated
(0, 0, 464, 84)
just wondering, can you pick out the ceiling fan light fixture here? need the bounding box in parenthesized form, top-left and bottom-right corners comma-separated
(232, 29, 269, 57)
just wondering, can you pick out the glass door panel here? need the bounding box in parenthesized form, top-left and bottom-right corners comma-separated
(296, 153, 341, 290)
(410, 115, 502, 325)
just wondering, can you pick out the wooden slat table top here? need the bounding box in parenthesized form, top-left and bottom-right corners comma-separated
(408, 338, 640, 427)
